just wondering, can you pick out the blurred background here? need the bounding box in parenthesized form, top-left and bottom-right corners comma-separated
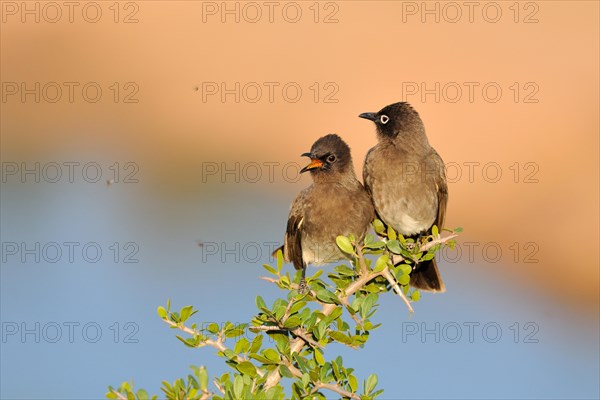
(1, 1, 598, 399)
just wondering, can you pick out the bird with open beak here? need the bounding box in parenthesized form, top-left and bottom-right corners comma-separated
(274, 134, 374, 292)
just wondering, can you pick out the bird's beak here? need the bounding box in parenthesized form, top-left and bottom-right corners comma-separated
(300, 153, 323, 173)
(359, 112, 377, 121)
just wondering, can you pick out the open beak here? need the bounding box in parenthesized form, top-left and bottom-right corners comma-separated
(358, 112, 377, 121)
(300, 152, 323, 173)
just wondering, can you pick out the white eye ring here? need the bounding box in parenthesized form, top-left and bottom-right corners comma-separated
(380, 115, 389, 124)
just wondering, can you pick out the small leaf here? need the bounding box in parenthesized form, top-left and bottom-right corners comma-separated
(236, 361, 258, 378)
(398, 274, 410, 285)
(411, 290, 421, 302)
(314, 349, 325, 366)
(263, 348, 280, 362)
(198, 366, 208, 391)
(277, 249, 284, 271)
(349, 374, 358, 392)
(279, 364, 294, 378)
(233, 375, 243, 399)
(336, 235, 355, 255)
(365, 374, 378, 394)
(432, 225, 439, 237)
(207, 322, 219, 334)
(249, 335, 263, 353)
(180, 306, 194, 322)
(256, 296, 266, 310)
(283, 316, 301, 329)
(262, 264, 277, 275)
(454, 226, 464, 233)
(373, 254, 388, 273)
(387, 225, 397, 241)
(157, 306, 167, 319)
(386, 240, 402, 254)
(234, 337, 250, 354)
(373, 219, 385, 235)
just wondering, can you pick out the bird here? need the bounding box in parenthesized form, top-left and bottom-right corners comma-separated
(274, 134, 374, 292)
(359, 102, 448, 292)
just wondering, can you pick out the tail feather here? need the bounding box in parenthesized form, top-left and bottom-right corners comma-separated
(410, 258, 445, 292)
(272, 245, 284, 258)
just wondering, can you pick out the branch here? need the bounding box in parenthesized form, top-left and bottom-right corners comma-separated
(253, 325, 322, 349)
(381, 267, 413, 313)
(162, 319, 265, 378)
(314, 381, 361, 400)
(110, 391, 127, 400)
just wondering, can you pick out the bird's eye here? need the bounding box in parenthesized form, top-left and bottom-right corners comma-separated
(380, 115, 390, 124)
(327, 154, 336, 163)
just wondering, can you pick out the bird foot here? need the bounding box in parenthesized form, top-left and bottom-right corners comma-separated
(298, 277, 308, 294)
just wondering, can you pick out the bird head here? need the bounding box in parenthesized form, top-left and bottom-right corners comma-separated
(359, 102, 424, 140)
(300, 134, 352, 176)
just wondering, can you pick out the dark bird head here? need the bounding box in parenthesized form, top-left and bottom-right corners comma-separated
(300, 134, 354, 179)
(359, 102, 426, 142)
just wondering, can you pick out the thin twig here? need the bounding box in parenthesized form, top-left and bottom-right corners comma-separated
(162, 319, 265, 377)
(314, 381, 361, 400)
(381, 267, 414, 313)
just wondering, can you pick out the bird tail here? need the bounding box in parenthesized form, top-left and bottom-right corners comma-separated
(410, 258, 445, 292)
(272, 245, 284, 258)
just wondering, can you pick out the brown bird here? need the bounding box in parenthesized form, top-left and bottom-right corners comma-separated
(275, 134, 374, 291)
(360, 102, 448, 292)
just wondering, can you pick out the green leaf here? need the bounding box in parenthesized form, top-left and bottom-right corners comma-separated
(198, 366, 208, 391)
(136, 389, 149, 400)
(248, 353, 270, 364)
(432, 225, 439, 237)
(249, 335, 263, 353)
(334, 265, 356, 276)
(157, 306, 167, 319)
(314, 349, 325, 366)
(263, 348, 280, 362)
(233, 375, 243, 399)
(455, 226, 464, 233)
(208, 322, 219, 334)
(234, 337, 250, 354)
(277, 249, 284, 271)
(373, 219, 385, 235)
(349, 374, 358, 392)
(387, 225, 397, 241)
(180, 305, 194, 322)
(262, 264, 277, 275)
(421, 253, 435, 261)
(279, 364, 294, 378)
(256, 296, 266, 310)
(289, 301, 306, 315)
(336, 235, 355, 255)
(398, 273, 410, 285)
(330, 331, 352, 345)
(283, 316, 301, 329)
(365, 374, 378, 395)
(236, 361, 258, 378)
(175, 335, 196, 348)
(373, 254, 388, 273)
(386, 240, 402, 254)
(411, 290, 421, 302)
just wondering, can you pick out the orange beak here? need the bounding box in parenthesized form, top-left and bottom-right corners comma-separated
(300, 153, 323, 173)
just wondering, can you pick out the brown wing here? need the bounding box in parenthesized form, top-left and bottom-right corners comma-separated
(276, 190, 310, 270)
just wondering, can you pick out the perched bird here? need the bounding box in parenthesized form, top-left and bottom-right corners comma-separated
(275, 134, 374, 291)
(360, 102, 448, 292)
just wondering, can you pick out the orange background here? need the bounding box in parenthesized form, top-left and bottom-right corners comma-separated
(3, 1, 598, 310)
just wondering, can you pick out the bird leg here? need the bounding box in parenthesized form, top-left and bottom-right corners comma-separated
(298, 267, 308, 293)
